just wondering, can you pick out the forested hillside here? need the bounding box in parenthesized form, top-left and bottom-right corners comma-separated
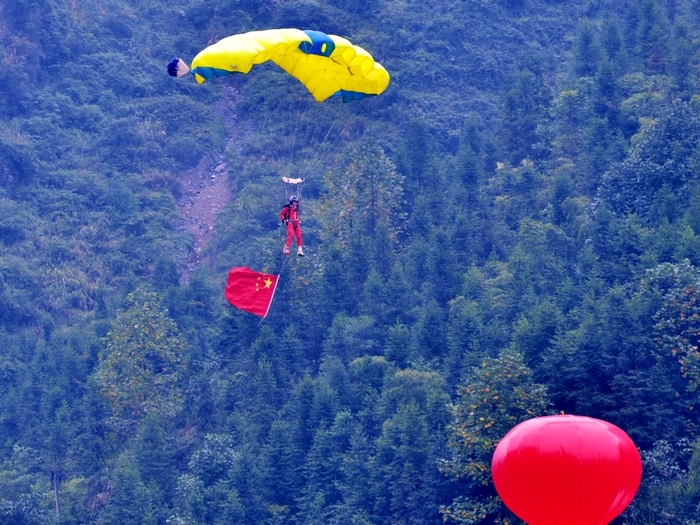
(2, 0, 700, 523)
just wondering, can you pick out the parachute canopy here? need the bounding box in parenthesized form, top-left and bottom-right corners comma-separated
(168, 28, 390, 102)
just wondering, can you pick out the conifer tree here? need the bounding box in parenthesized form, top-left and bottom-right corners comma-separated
(637, 0, 668, 73)
(384, 322, 413, 368)
(410, 298, 447, 361)
(601, 16, 623, 60)
(98, 454, 160, 525)
(298, 411, 357, 520)
(133, 414, 175, 504)
(444, 297, 484, 392)
(246, 356, 280, 443)
(176, 433, 245, 524)
(259, 420, 301, 512)
(335, 428, 375, 522)
(669, 23, 694, 98)
(573, 20, 602, 77)
(400, 118, 431, 197)
(500, 68, 551, 165)
(372, 401, 444, 525)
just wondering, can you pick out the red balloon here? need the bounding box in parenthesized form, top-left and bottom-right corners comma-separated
(491, 415, 642, 525)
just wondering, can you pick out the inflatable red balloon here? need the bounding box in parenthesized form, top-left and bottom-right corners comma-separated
(492, 415, 642, 525)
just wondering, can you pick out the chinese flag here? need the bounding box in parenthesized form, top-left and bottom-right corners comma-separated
(224, 267, 279, 317)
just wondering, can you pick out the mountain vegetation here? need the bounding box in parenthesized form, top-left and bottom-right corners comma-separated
(2, 0, 700, 523)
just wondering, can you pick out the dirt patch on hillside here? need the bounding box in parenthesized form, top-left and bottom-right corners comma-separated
(176, 85, 241, 280)
(178, 156, 231, 277)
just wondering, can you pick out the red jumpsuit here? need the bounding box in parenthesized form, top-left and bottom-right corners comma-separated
(280, 202, 302, 254)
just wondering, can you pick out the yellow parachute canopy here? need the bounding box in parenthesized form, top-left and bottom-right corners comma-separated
(167, 28, 390, 102)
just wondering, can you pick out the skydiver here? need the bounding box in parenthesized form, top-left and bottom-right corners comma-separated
(280, 195, 304, 256)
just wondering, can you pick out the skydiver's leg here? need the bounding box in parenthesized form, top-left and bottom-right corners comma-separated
(294, 223, 302, 247)
(295, 224, 304, 256)
(284, 222, 294, 255)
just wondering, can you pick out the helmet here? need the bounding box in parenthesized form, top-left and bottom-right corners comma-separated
(289, 196, 298, 203)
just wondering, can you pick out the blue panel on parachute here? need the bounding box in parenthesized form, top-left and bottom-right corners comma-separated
(333, 90, 375, 102)
(299, 30, 335, 57)
(190, 67, 236, 80)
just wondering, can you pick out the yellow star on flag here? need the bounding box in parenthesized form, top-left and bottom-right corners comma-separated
(264, 277, 273, 289)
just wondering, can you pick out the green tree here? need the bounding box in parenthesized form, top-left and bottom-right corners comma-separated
(372, 368, 451, 524)
(579, 116, 625, 195)
(511, 297, 561, 371)
(322, 314, 381, 364)
(372, 401, 443, 525)
(378, 368, 451, 438)
(315, 244, 358, 325)
(600, 101, 700, 220)
(259, 420, 301, 514)
(669, 23, 694, 99)
(285, 376, 321, 456)
(444, 296, 484, 392)
(384, 322, 413, 368)
(0, 446, 54, 525)
(175, 433, 245, 525)
(316, 137, 405, 245)
(500, 68, 551, 165)
(601, 16, 623, 60)
(335, 428, 375, 523)
(623, 1, 642, 63)
(427, 228, 460, 306)
(440, 350, 548, 524)
(93, 289, 186, 430)
(133, 415, 175, 505)
(455, 142, 480, 194)
(637, 0, 668, 74)
(538, 265, 697, 445)
(573, 20, 602, 77)
(626, 438, 700, 524)
(398, 118, 431, 198)
(549, 82, 595, 167)
(228, 444, 265, 523)
(98, 454, 161, 525)
(653, 261, 700, 397)
(298, 411, 358, 522)
(246, 356, 280, 443)
(410, 298, 447, 361)
(359, 269, 391, 327)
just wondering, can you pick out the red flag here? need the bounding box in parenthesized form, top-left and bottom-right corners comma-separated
(224, 267, 279, 317)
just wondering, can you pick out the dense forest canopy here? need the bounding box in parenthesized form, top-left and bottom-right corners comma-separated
(2, 0, 700, 523)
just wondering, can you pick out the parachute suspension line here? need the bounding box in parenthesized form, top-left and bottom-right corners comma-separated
(279, 90, 326, 182)
(288, 92, 308, 179)
(293, 95, 339, 180)
(300, 96, 377, 181)
(290, 93, 374, 181)
(242, 78, 380, 186)
(297, 100, 345, 180)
